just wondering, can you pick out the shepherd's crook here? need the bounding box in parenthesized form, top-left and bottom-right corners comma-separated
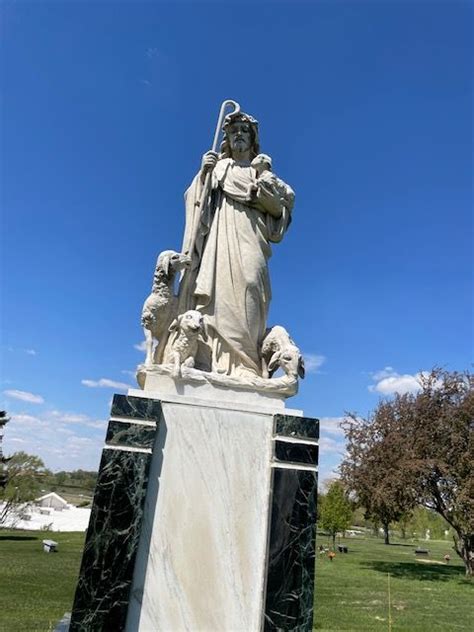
(187, 99, 241, 259)
(209, 99, 241, 156)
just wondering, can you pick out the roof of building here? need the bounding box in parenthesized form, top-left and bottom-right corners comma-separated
(35, 492, 69, 506)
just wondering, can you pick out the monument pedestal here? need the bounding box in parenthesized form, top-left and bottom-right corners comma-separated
(70, 389, 318, 632)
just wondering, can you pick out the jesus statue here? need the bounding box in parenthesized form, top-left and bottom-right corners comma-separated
(162, 110, 295, 379)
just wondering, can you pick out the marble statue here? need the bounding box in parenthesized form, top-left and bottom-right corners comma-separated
(175, 109, 294, 378)
(141, 250, 191, 366)
(249, 153, 295, 215)
(165, 310, 207, 378)
(261, 325, 305, 380)
(70, 101, 318, 632)
(139, 101, 304, 396)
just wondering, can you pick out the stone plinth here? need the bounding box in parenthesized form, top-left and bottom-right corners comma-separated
(69, 396, 160, 632)
(70, 391, 319, 631)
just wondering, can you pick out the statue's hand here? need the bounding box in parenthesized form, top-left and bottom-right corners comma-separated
(201, 151, 218, 176)
(254, 181, 283, 218)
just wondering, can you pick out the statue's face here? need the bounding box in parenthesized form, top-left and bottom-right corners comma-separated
(227, 121, 252, 156)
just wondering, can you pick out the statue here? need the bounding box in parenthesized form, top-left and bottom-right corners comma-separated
(139, 100, 304, 396)
(141, 250, 191, 366)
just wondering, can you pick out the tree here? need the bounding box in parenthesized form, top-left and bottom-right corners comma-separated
(0, 451, 47, 526)
(319, 480, 353, 548)
(407, 369, 474, 576)
(0, 410, 11, 489)
(395, 511, 413, 540)
(341, 369, 474, 575)
(340, 399, 417, 544)
(398, 506, 451, 541)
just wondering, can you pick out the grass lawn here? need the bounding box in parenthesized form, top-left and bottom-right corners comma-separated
(0, 530, 84, 632)
(314, 535, 474, 631)
(1, 529, 473, 631)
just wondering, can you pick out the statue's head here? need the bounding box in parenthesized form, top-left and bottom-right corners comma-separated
(220, 112, 260, 160)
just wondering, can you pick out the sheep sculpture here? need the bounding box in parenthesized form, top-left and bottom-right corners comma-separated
(141, 250, 191, 366)
(166, 310, 207, 378)
(261, 325, 305, 380)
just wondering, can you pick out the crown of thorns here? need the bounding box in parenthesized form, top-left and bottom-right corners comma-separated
(222, 111, 259, 133)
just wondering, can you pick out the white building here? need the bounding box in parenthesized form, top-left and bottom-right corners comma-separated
(35, 492, 69, 511)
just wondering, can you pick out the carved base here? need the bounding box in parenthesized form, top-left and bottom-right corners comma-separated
(68, 392, 319, 631)
(125, 393, 319, 631)
(136, 362, 298, 397)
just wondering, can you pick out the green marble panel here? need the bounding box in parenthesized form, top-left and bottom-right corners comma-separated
(106, 420, 156, 450)
(69, 446, 153, 631)
(274, 440, 319, 465)
(264, 467, 318, 631)
(111, 394, 162, 421)
(274, 414, 320, 441)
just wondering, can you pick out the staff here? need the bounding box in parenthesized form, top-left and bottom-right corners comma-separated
(186, 99, 241, 261)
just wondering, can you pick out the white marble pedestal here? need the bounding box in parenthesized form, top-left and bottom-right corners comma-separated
(69, 388, 319, 632)
(126, 396, 275, 631)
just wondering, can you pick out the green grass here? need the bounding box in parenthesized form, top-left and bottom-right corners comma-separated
(0, 530, 84, 632)
(313, 535, 474, 631)
(0, 530, 472, 631)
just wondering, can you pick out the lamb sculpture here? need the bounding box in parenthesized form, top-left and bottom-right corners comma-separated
(250, 153, 295, 210)
(166, 310, 207, 378)
(261, 325, 305, 380)
(141, 250, 191, 366)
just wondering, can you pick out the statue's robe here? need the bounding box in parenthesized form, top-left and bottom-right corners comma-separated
(169, 157, 293, 377)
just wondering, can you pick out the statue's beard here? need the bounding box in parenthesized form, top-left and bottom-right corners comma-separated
(232, 140, 249, 150)
(231, 143, 250, 159)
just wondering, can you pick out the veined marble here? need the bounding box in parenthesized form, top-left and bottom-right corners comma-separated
(69, 395, 159, 632)
(264, 467, 318, 630)
(137, 368, 294, 407)
(126, 401, 275, 632)
(70, 394, 319, 632)
(128, 386, 303, 417)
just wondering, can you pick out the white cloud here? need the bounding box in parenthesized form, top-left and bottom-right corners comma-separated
(303, 353, 326, 374)
(319, 416, 345, 438)
(49, 411, 105, 429)
(372, 366, 396, 381)
(10, 410, 105, 431)
(121, 370, 136, 376)
(317, 417, 351, 485)
(369, 367, 423, 395)
(318, 447, 346, 488)
(56, 427, 76, 436)
(4, 408, 106, 471)
(3, 389, 44, 404)
(85, 420, 107, 429)
(50, 410, 90, 423)
(3, 346, 38, 356)
(319, 436, 344, 455)
(66, 436, 99, 455)
(40, 434, 103, 470)
(134, 341, 147, 352)
(10, 413, 43, 426)
(373, 375, 421, 395)
(81, 378, 131, 391)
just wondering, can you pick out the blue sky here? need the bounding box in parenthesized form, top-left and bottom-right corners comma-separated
(1, 1, 472, 482)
